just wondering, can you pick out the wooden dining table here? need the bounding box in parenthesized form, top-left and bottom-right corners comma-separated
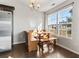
(35, 32, 57, 54)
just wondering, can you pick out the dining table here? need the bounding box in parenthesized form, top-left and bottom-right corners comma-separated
(32, 31, 57, 54)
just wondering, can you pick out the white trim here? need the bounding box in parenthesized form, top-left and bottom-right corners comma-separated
(56, 43, 79, 55)
(13, 41, 25, 45)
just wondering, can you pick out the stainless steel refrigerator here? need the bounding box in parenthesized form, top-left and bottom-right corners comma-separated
(0, 11, 12, 52)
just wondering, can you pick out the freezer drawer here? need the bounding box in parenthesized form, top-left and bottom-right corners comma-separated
(0, 37, 11, 52)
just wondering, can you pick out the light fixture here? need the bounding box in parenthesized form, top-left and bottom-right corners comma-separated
(29, 0, 40, 10)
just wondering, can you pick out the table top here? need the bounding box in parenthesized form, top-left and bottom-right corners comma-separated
(31, 37, 57, 41)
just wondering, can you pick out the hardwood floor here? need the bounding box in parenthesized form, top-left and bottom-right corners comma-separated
(0, 43, 79, 58)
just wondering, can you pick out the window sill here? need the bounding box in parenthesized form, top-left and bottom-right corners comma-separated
(51, 33, 72, 40)
(58, 35, 72, 39)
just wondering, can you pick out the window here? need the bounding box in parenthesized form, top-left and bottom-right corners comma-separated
(48, 12, 57, 35)
(48, 6, 73, 38)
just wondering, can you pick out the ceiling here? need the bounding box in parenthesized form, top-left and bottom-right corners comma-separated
(0, 0, 66, 12)
(20, 0, 66, 12)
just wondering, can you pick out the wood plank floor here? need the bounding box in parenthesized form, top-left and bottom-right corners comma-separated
(0, 43, 79, 58)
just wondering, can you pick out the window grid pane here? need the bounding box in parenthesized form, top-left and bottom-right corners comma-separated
(48, 12, 57, 35)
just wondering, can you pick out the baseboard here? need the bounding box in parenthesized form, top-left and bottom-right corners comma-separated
(56, 43, 79, 55)
(13, 41, 25, 45)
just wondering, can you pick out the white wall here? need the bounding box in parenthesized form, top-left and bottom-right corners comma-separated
(0, 0, 43, 44)
(46, 0, 79, 55)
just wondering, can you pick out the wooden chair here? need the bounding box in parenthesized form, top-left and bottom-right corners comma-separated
(37, 32, 57, 54)
(37, 32, 50, 54)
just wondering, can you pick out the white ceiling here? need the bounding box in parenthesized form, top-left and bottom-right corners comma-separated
(0, 0, 66, 12)
(20, 0, 66, 12)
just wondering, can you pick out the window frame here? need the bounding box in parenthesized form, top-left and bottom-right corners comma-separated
(47, 5, 73, 39)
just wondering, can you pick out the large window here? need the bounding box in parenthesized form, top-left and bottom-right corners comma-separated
(48, 6, 73, 38)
